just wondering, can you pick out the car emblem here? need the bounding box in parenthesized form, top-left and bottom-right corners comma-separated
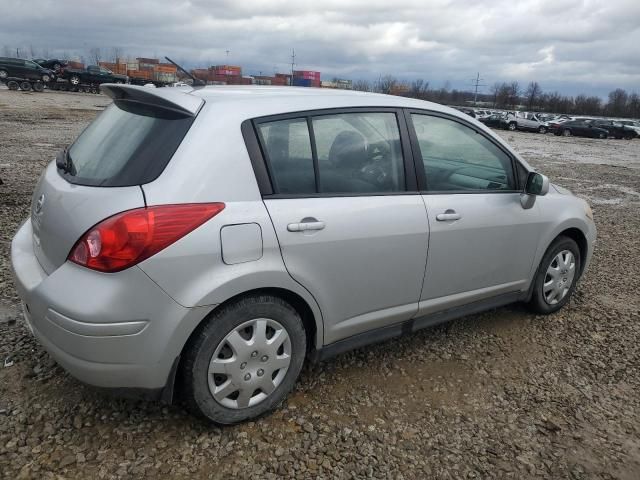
(35, 194, 45, 215)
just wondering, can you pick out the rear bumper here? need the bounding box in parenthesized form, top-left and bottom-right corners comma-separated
(11, 218, 213, 392)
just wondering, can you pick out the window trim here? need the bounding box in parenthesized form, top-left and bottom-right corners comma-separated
(404, 109, 525, 195)
(242, 106, 419, 198)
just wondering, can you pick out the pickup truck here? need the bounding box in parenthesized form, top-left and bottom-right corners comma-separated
(60, 65, 127, 86)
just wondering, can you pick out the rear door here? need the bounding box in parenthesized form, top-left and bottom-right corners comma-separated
(406, 110, 541, 316)
(254, 109, 429, 344)
(31, 92, 201, 274)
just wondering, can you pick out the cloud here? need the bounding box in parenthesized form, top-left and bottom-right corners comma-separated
(1, 0, 639, 96)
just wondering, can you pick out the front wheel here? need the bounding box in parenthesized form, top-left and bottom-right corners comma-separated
(508, 122, 517, 131)
(181, 295, 307, 424)
(528, 236, 581, 314)
(69, 75, 80, 86)
(562, 129, 571, 137)
(538, 126, 547, 134)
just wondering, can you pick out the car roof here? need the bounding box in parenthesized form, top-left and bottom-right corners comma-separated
(191, 85, 460, 118)
(102, 84, 464, 120)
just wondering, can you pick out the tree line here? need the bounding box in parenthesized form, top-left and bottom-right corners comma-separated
(353, 76, 640, 118)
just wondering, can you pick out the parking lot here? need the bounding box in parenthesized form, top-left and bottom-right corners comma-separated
(0, 89, 639, 479)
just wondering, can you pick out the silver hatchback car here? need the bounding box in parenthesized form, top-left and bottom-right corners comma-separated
(11, 85, 596, 424)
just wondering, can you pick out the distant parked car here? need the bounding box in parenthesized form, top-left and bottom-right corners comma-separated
(588, 119, 637, 139)
(551, 120, 609, 138)
(618, 120, 640, 137)
(504, 112, 549, 133)
(0, 57, 55, 82)
(60, 65, 127, 86)
(478, 113, 506, 129)
(33, 58, 68, 72)
(456, 107, 476, 118)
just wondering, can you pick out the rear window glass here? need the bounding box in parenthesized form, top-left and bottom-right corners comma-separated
(61, 100, 195, 187)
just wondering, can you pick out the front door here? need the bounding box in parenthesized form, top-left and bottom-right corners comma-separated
(256, 111, 429, 344)
(407, 111, 541, 316)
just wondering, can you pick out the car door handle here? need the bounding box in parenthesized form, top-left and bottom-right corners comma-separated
(287, 221, 325, 232)
(436, 210, 461, 221)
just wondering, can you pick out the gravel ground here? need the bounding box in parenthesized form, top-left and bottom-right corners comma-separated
(1, 89, 639, 479)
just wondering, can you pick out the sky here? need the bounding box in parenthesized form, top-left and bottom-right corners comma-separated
(1, 0, 639, 98)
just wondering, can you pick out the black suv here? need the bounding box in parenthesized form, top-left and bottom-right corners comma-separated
(0, 57, 55, 82)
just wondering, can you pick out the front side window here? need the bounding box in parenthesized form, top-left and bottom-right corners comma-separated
(411, 114, 515, 192)
(257, 111, 405, 195)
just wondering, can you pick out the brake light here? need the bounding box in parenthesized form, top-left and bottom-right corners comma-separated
(68, 203, 225, 272)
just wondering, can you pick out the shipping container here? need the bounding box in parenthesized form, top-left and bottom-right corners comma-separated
(136, 57, 159, 64)
(293, 78, 313, 87)
(127, 69, 153, 80)
(293, 70, 320, 80)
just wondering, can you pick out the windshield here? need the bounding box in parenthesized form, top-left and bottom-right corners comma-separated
(62, 100, 195, 187)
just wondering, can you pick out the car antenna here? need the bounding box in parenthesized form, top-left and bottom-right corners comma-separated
(164, 56, 206, 87)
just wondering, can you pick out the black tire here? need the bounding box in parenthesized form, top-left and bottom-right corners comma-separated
(69, 75, 81, 86)
(597, 132, 606, 139)
(0, 69, 8, 79)
(181, 295, 307, 424)
(19, 81, 31, 91)
(7, 80, 19, 90)
(41, 74, 50, 83)
(508, 122, 517, 131)
(562, 129, 571, 137)
(538, 126, 547, 134)
(528, 236, 581, 314)
(59, 84, 68, 91)
(32, 82, 44, 92)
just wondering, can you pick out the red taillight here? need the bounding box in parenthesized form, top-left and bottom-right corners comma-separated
(68, 203, 225, 273)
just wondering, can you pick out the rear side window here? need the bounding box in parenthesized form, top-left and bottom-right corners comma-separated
(62, 101, 195, 187)
(257, 111, 405, 195)
(257, 119, 315, 194)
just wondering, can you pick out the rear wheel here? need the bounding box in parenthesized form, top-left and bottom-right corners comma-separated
(69, 75, 80, 86)
(41, 74, 50, 83)
(181, 295, 307, 424)
(508, 122, 517, 131)
(538, 126, 547, 134)
(562, 129, 571, 137)
(0, 69, 8, 79)
(7, 80, 19, 90)
(19, 81, 31, 91)
(597, 132, 606, 139)
(528, 236, 581, 314)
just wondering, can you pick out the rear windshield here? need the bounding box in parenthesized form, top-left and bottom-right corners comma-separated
(60, 100, 195, 187)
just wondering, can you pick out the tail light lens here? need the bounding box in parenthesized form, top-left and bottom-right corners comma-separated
(68, 203, 225, 273)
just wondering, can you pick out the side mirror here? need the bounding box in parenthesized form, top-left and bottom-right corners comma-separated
(521, 172, 549, 209)
(525, 172, 549, 196)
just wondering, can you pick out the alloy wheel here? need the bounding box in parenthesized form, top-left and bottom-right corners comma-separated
(543, 250, 576, 305)
(208, 318, 292, 409)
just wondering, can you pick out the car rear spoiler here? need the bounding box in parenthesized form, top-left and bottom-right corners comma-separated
(100, 84, 204, 117)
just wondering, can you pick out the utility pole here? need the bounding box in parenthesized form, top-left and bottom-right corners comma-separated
(290, 49, 296, 84)
(471, 72, 486, 106)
